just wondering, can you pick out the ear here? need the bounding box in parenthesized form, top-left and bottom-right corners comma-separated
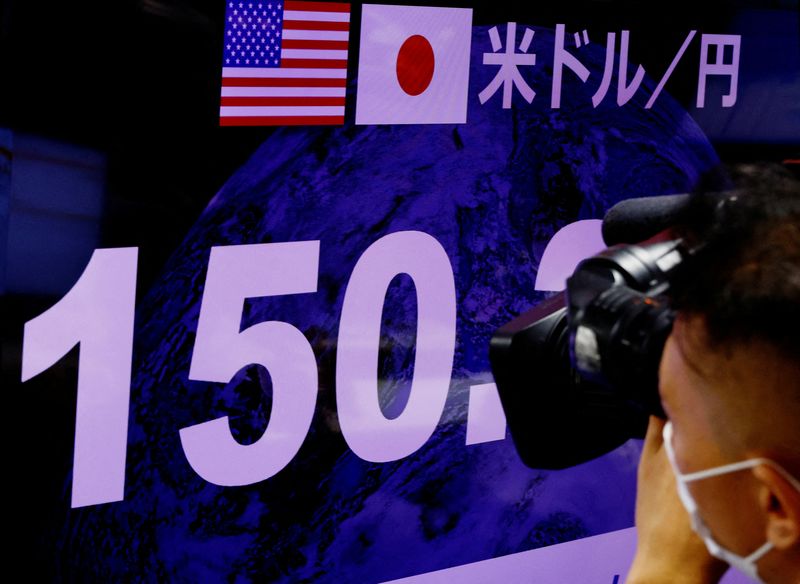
(753, 464, 800, 550)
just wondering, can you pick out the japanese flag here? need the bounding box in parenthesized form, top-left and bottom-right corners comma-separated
(355, 4, 473, 125)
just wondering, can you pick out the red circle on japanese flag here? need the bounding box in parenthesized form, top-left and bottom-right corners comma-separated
(396, 35, 435, 96)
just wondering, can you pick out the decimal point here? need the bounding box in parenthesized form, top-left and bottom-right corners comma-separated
(465, 382, 507, 445)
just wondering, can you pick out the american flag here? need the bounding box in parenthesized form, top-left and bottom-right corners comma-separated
(220, 1, 350, 126)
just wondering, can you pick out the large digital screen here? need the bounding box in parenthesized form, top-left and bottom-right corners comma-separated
(2, 1, 798, 581)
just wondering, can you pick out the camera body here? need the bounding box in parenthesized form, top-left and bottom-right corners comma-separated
(489, 234, 688, 469)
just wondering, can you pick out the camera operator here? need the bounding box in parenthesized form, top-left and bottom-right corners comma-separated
(626, 165, 800, 584)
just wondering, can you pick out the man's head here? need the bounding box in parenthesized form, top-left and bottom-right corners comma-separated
(658, 164, 800, 583)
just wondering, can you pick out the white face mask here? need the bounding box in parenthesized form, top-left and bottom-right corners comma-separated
(662, 421, 800, 584)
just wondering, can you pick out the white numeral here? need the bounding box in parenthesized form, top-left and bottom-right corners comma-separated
(337, 231, 457, 462)
(179, 242, 320, 486)
(22, 248, 138, 508)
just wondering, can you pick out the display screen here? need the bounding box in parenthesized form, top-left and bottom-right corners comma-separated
(2, 1, 797, 581)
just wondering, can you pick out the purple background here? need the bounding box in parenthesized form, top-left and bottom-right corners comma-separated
(41, 24, 721, 582)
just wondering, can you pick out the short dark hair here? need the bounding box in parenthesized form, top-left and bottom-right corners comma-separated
(672, 163, 800, 362)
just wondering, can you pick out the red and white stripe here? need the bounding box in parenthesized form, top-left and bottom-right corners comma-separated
(220, 1, 350, 126)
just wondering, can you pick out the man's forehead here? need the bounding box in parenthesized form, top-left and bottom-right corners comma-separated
(666, 312, 795, 408)
(670, 314, 719, 381)
(660, 314, 741, 418)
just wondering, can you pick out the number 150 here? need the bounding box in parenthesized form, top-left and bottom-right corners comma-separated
(22, 232, 458, 508)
